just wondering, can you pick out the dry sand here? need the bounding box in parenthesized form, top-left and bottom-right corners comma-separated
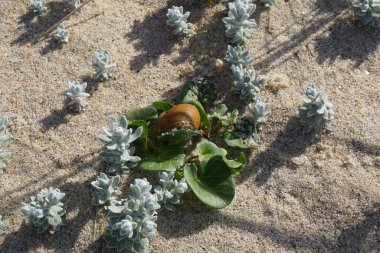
(0, 0, 379, 252)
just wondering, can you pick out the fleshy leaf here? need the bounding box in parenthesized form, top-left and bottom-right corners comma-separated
(140, 146, 185, 172)
(222, 132, 251, 148)
(125, 106, 158, 121)
(152, 101, 173, 112)
(184, 159, 235, 209)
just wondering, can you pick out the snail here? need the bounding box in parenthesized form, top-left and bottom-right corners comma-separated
(157, 104, 201, 134)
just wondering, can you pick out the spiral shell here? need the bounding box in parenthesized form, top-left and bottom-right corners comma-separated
(157, 104, 201, 134)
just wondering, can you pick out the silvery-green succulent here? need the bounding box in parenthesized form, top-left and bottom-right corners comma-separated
(52, 24, 69, 43)
(154, 172, 188, 211)
(230, 64, 265, 101)
(166, 6, 196, 37)
(20, 187, 67, 233)
(91, 173, 122, 207)
(248, 97, 271, 130)
(65, 81, 90, 113)
(0, 216, 7, 237)
(104, 178, 160, 253)
(354, 0, 380, 28)
(98, 115, 142, 174)
(0, 116, 12, 172)
(260, 0, 277, 7)
(29, 0, 47, 16)
(299, 85, 334, 136)
(67, 0, 81, 8)
(89, 50, 116, 81)
(225, 45, 253, 67)
(222, 0, 257, 44)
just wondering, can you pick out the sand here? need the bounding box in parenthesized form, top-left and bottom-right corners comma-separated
(0, 0, 379, 252)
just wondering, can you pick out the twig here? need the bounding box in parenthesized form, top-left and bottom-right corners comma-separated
(93, 207, 98, 241)
(66, 11, 104, 29)
(32, 0, 95, 45)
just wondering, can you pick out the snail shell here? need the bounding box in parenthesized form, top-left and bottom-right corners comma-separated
(157, 104, 201, 134)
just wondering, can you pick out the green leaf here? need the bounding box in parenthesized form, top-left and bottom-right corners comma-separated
(129, 120, 149, 155)
(140, 146, 185, 172)
(197, 139, 245, 173)
(181, 78, 217, 105)
(210, 104, 228, 117)
(152, 101, 173, 111)
(125, 106, 158, 121)
(210, 104, 238, 126)
(187, 100, 211, 130)
(222, 132, 251, 148)
(158, 129, 202, 146)
(184, 159, 235, 209)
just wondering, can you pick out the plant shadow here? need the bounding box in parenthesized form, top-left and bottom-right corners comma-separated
(336, 203, 380, 252)
(236, 116, 313, 186)
(0, 178, 98, 253)
(39, 39, 64, 55)
(12, 1, 68, 46)
(39, 99, 77, 133)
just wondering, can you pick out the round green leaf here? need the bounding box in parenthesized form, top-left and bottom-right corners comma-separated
(125, 106, 158, 121)
(222, 132, 251, 148)
(184, 158, 235, 209)
(152, 101, 173, 111)
(140, 146, 185, 172)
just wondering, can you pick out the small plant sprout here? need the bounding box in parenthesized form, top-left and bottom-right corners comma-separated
(230, 64, 265, 101)
(225, 45, 253, 67)
(105, 178, 160, 253)
(354, 0, 380, 28)
(222, 0, 257, 44)
(20, 187, 67, 233)
(260, 0, 277, 8)
(166, 6, 196, 37)
(91, 173, 122, 207)
(65, 81, 90, 113)
(52, 24, 69, 43)
(89, 50, 116, 81)
(67, 0, 81, 8)
(248, 97, 271, 130)
(299, 85, 334, 137)
(154, 171, 188, 211)
(0, 116, 12, 172)
(0, 216, 7, 237)
(98, 115, 143, 174)
(29, 0, 48, 16)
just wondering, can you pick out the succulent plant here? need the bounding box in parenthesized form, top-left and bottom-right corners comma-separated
(89, 50, 116, 81)
(260, 0, 277, 8)
(0, 116, 12, 172)
(29, 0, 47, 16)
(64, 81, 90, 113)
(98, 115, 143, 174)
(154, 172, 188, 211)
(0, 216, 7, 237)
(248, 97, 271, 130)
(224, 45, 253, 67)
(67, 0, 81, 8)
(222, 0, 257, 44)
(230, 64, 265, 101)
(104, 178, 160, 253)
(299, 85, 334, 136)
(91, 173, 122, 207)
(20, 187, 67, 233)
(52, 24, 69, 43)
(166, 6, 196, 37)
(354, 0, 380, 28)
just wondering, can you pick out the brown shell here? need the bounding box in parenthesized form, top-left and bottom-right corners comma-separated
(157, 104, 201, 133)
